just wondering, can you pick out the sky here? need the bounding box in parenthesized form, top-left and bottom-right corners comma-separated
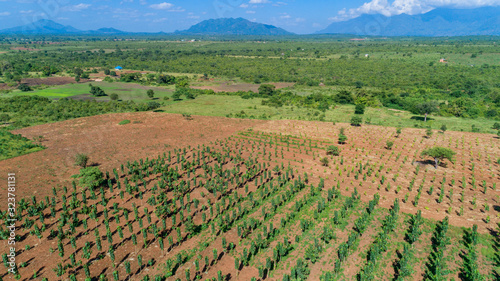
(0, 0, 499, 34)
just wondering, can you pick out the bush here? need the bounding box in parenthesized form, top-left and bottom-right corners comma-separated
(78, 167, 105, 189)
(386, 140, 394, 150)
(147, 101, 161, 110)
(320, 157, 329, 167)
(338, 134, 347, 144)
(326, 145, 340, 156)
(350, 116, 362, 126)
(18, 83, 32, 92)
(354, 104, 365, 115)
(426, 127, 433, 138)
(75, 153, 89, 168)
(396, 127, 402, 137)
(440, 124, 447, 133)
(110, 93, 118, 101)
(0, 113, 10, 124)
(118, 120, 130, 125)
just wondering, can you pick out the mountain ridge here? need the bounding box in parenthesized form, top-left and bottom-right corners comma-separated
(176, 17, 293, 35)
(318, 7, 500, 36)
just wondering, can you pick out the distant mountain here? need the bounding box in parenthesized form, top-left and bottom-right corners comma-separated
(0, 19, 126, 35)
(0, 19, 81, 34)
(318, 7, 500, 36)
(177, 17, 293, 35)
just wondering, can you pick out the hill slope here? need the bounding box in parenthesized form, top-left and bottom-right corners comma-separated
(318, 7, 500, 36)
(177, 17, 293, 35)
(0, 19, 127, 35)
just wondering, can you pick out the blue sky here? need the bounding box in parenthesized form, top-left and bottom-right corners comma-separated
(0, 0, 499, 34)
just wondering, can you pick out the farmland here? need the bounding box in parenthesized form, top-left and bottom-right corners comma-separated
(0, 112, 498, 280)
(0, 36, 499, 281)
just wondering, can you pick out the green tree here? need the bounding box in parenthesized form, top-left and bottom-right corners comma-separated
(78, 167, 105, 189)
(413, 101, 438, 122)
(110, 93, 118, 101)
(147, 89, 155, 99)
(0, 113, 10, 124)
(421, 147, 456, 169)
(320, 157, 329, 166)
(396, 127, 402, 137)
(326, 145, 340, 156)
(18, 83, 32, 92)
(440, 124, 447, 133)
(338, 134, 347, 144)
(426, 128, 433, 138)
(386, 140, 394, 150)
(334, 90, 354, 104)
(354, 103, 365, 115)
(258, 84, 276, 96)
(350, 115, 362, 126)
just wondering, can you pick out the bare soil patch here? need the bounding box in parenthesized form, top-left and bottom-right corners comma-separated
(0, 113, 264, 201)
(191, 82, 295, 93)
(21, 77, 91, 86)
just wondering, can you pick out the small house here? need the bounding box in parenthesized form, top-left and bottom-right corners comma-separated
(114, 66, 123, 71)
(439, 58, 447, 63)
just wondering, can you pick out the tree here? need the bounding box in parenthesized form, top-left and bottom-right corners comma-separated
(440, 124, 447, 133)
(75, 153, 89, 168)
(104, 69, 110, 75)
(110, 93, 118, 101)
(320, 157, 329, 167)
(18, 83, 32, 92)
(421, 147, 456, 169)
(334, 90, 354, 104)
(0, 113, 10, 124)
(354, 104, 365, 115)
(258, 84, 276, 96)
(78, 167, 105, 189)
(386, 140, 394, 150)
(338, 134, 347, 144)
(413, 101, 438, 122)
(147, 89, 155, 99)
(326, 145, 340, 156)
(493, 122, 500, 130)
(350, 115, 362, 126)
(147, 101, 160, 110)
(426, 128, 433, 138)
(396, 127, 402, 138)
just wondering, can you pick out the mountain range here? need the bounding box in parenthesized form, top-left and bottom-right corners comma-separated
(1, 7, 499, 36)
(319, 7, 500, 36)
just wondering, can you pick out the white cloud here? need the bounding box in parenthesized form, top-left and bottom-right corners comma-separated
(273, 1, 287, 6)
(280, 13, 291, 19)
(331, 0, 500, 21)
(149, 2, 173, 10)
(240, 3, 249, 8)
(295, 17, 305, 22)
(0, 12, 10, 16)
(246, 10, 256, 14)
(19, 10, 33, 14)
(153, 17, 168, 22)
(249, 0, 269, 3)
(62, 3, 91, 12)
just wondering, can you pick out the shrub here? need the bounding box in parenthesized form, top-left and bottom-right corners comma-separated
(78, 167, 105, 189)
(118, 120, 130, 125)
(0, 113, 10, 124)
(354, 104, 365, 115)
(147, 101, 161, 110)
(426, 127, 433, 138)
(386, 141, 394, 150)
(396, 127, 402, 137)
(338, 134, 347, 144)
(326, 145, 340, 156)
(320, 157, 329, 166)
(350, 116, 362, 126)
(440, 124, 447, 133)
(18, 83, 32, 92)
(75, 153, 89, 168)
(110, 93, 118, 101)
